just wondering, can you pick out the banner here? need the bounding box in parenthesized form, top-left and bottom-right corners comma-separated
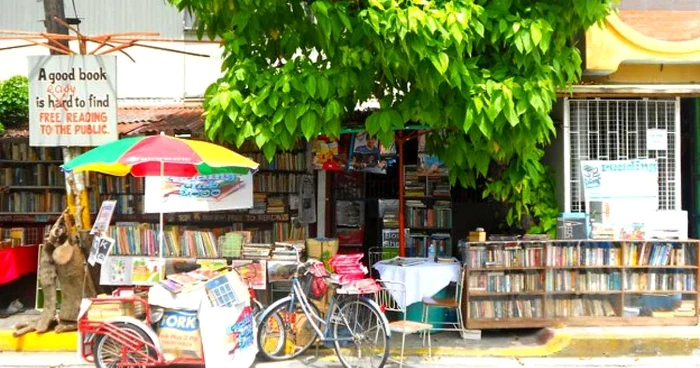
(580, 159, 659, 228)
(28, 55, 118, 147)
(580, 159, 658, 201)
(144, 173, 253, 213)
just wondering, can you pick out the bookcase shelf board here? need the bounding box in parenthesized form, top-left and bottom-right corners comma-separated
(463, 239, 700, 329)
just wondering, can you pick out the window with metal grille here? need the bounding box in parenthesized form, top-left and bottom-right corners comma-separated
(564, 98, 681, 213)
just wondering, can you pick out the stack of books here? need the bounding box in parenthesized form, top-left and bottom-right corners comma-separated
(267, 197, 286, 214)
(250, 193, 267, 214)
(242, 243, 271, 259)
(271, 241, 305, 261)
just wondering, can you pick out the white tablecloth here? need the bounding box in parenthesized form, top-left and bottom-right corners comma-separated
(373, 260, 461, 310)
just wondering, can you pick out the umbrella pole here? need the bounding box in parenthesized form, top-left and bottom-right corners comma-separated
(159, 159, 164, 258)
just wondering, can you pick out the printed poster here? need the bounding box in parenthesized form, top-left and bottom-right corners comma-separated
(417, 133, 447, 176)
(144, 173, 253, 213)
(298, 174, 316, 224)
(197, 259, 228, 272)
(99, 256, 132, 285)
(231, 260, 267, 290)
(580, 159, 659, 229)
(87, 235, 115, 266)
(90, 200, 116, 235)
(267, 261, 297, 283)
(28, 55, 118, 147)
(312, 135, 351, 171)
(199, 304, 257, 368)
(350, 132, 389, 174)
(131, 257, 165, 285)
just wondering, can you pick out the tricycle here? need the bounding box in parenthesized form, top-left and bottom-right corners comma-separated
(78, 264, 260, 368)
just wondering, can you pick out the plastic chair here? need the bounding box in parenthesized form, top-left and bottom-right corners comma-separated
(375, 280, 434, 366)
(420, 265, 466, 344)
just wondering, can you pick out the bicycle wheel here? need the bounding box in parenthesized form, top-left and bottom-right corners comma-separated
(257, 296, 322, 361)
(94, 322, 157, 368)
(333, 297, 389, 368)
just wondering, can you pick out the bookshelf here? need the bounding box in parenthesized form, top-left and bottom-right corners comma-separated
(463, 239, 700, 329)
(403, 164, 452, 258)
(0, 143, 67, 214)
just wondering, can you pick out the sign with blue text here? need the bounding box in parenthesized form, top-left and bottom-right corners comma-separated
(144, 173, 253, 213)
(580, 159, 658, 202)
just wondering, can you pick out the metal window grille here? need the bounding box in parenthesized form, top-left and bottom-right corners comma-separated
(564, 98, 681, 213)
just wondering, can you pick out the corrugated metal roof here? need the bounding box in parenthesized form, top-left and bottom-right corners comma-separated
(1, 105, 204, 140)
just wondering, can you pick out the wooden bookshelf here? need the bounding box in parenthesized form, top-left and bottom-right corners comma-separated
(463, 239, 700, 329)
(403, 164, 452, 258)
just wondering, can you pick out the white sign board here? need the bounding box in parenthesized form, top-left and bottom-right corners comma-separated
(580, 159, 659, 227)
(580, 159, 659, 201)
(646, 129, 668, 151)
(144, 173, 254, 213)
(28, 55, 118, 147)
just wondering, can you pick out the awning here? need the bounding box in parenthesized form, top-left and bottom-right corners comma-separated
(585, 12, 700, 75)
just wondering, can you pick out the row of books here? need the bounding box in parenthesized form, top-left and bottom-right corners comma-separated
(254, 173, 301, 193)
(427, 176, 452, 198)
(406, 234, 452, 258)
(404, 166, 426, 197)
(469, 298, 544, 319)
(0, 165, 65, 187)
(244, 152, 306, 171)
(466, 245, 545, 268)
(405, 203, 452, 228)
(0, 192, 66, 213)
(624, 242, 697, 266)
(219, 231, 304, 260)
(469, 272, 544, 293)
(546, 271, 622, 292)
(90, 193, 142, 215)
(231, 223, 307, 243)
(0, 143, 64, 161)
(546, 243, 622, 267)
(107, 223, 305, 257)
(0, 225, 49, 247)
(623, 272, 697, 292)
(546, 298, 617, 317)
(108, 223, 225, 257)
(96, 175, 144, 195)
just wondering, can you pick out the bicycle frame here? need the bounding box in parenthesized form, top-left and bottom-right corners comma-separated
(283, 274, 364, 344)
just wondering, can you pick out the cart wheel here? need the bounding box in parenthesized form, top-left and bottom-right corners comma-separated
(94, 322, 157, 368)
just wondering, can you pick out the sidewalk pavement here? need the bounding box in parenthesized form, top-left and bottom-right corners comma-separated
(2, 353, 700, 368)
(3, 309, 700, 359)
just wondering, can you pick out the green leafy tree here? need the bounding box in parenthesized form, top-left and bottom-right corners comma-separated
(0, 75, 29, 131)
(170, 0, 614, 235)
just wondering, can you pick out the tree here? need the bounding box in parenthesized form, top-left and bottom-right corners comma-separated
(0, 75, 29, 131)
(170, 0, 614, 235)
(14, 0, 97, 337)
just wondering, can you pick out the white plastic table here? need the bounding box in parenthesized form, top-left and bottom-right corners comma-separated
(373, 260, 461, 310)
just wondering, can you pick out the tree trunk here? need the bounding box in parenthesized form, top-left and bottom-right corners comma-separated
(13, 0, 97, 337)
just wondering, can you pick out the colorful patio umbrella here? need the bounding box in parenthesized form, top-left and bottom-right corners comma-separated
(62, 133, 259, 177)
(62, 133, 259, 257)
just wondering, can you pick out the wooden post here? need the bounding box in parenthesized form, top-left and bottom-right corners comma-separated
(398, 131, 406, 257)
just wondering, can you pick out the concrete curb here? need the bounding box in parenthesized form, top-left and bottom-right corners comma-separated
(546, 327, 700, 358)
(0, 331, 78, 352)
(2, 326, 699, 358)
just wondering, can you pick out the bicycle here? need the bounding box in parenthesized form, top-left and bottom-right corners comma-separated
(256, 248, 391, 368)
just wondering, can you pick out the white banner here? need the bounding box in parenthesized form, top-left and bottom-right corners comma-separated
(144, 173, 253, 213)
(580, 159, 658, 201)
(28, 55, 118, 147)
